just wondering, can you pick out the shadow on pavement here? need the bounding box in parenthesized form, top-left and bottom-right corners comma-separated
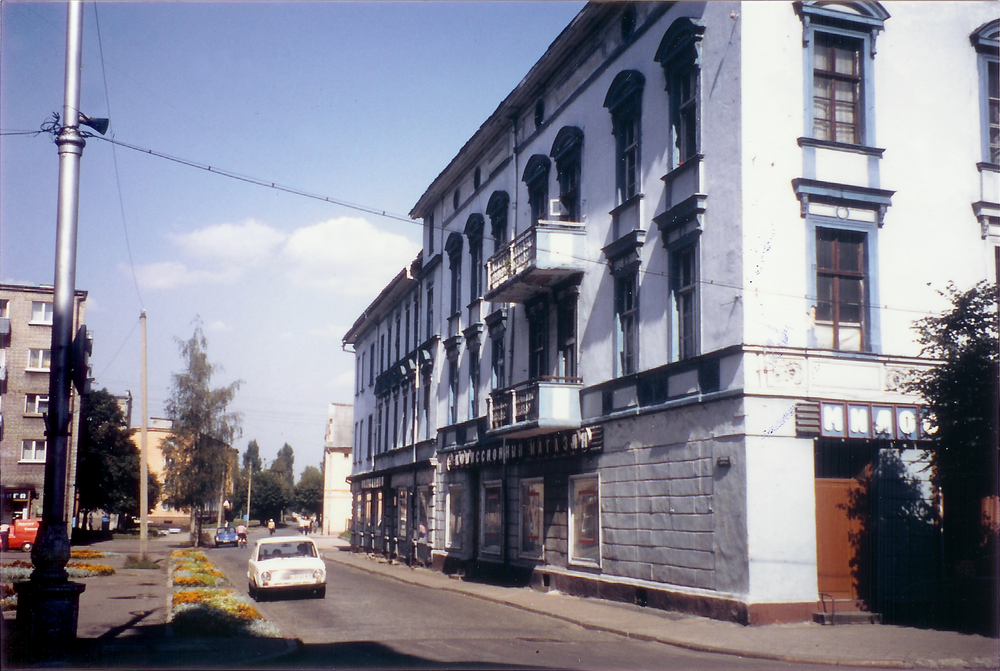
(269, 640, 551, 670)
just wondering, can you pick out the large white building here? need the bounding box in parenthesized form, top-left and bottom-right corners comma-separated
(343, 2, 999, 625)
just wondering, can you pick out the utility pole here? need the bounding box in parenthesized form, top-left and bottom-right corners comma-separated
(14, 0, 89, 655)
(246, 469, 253, 523)
(139, 311, 149, 560)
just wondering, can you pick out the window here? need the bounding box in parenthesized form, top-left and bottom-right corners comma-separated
(453, 188, 460, 211)
(534, 98, 545, 130)
(812, 33, 862, 144)
(520, 479, 544, 559)
(395, 313, 401, 362)
(393, 392, 399, 449)
(481, 482, 502, 555)
(614, 272, 638, 376)
(815, 228, 867, 351)
(523, 155, 551, 226)
(426, 281, 434, 339)
(413, 290, 421, 345)
(422, 372, 431, 441)
(796, 2, 887, 148)
(605, 71, 645, 206)
(448, 358, 459, 425)
(527, 302, 548, 380)
(367, 414, 373, 459)
(973, 20, 1000, 163)
(25, 393, 48, 415)
(551, 127, 583, 223)
(398, 488, 408, 539)
(447, 485, 463, 549)
(446, 233, 463, 316)
(673, 246, 698, 360)
(21, 439, 46, 463)
(557, 292, 578, 378)
(404, 302, 411, 355)
(376, 404, 383, 454)
(416, 487, 431, 544)
(427, 213, 435, 255)
(27, 348, 51, 371)
(468, 349, 480, 419)
(0, 299, 8, 318)
(656, 18, 705, 169)
(491, 333, 505, 390)
(30, 301, 53, 324)
(569, 474, 600, 565)
(369, 343, 375, 386)
(487, 191, 510, 246)
(474, 166, 482, 191)
(466, 214, 485, 302)
(379, 334, 385, 373)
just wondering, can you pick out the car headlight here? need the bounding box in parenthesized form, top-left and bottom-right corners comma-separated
(313, 569, 324, 581)
(261, 571, 271, 583)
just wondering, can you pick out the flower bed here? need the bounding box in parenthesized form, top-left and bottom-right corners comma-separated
(168, 549, 280, 638)
(0, 558, 116, 611)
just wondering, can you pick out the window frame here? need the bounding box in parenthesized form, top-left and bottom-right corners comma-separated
(814, 227, 868, 352)
(446, 485, 463, 550)
(556, 291, 578, 379)
(614, 270, 638, 377)
(21, 439, 47, 463)
(604, 71, 645, 208)
(468, 348, 480, 419)
(523, 155, 552, 227)
(30, 301, 53, 325)
(491, 332, 505, 390)
(527, 301, 549, 380)
(568, 473, 601, 567)
(671, 244, 698, 361)
(973, 20, 1000, 164)
(25, 393, 49, 416)
(551, 127, 584, 223)
(797, 2, 887, 149)
(27, 348, 51, 371)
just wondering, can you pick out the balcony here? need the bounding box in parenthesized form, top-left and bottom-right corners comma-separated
(485, 220, 586, 303)
(486, 377, 583, 438)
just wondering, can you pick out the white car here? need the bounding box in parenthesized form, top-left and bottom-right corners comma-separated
(247, 536, 326, 600)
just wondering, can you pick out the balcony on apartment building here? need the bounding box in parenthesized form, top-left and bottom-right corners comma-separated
(485, 220, 586, 304)
(486, 376, 583, 438)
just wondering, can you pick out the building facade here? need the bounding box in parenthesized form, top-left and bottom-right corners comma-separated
(344, 2, 1000, 624)
(0, 283, 88, 527)
(323, 403, 354, 535)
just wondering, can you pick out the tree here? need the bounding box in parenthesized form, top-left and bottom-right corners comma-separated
(272, 443, 295, 488)
(295, 466, 324, 518)
(76, 388, 161, 527)
(249, 469, 291, 524)
(911, 281, 998, 576)
(243, 439, 263, 473)
(161, 321, 242, 546)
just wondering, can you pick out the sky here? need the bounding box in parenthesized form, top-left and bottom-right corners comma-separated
(0, 1, 586, 478)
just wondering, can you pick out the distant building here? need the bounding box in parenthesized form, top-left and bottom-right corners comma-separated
(344, 2, 999, 626)
(140, 417, 184, 527)
(323, 403, 353, 534)
(0, 283, 88, 526)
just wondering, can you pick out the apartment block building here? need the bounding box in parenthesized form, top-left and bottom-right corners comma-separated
(0, 283, 88, 526)
(343, 2, 999, 624)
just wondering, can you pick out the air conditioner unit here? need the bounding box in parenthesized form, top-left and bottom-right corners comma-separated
(549, 199, 567, 218)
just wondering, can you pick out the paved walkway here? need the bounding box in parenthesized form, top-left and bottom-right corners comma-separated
(2, 532, 997, 668)
(308, 535, 999, 670)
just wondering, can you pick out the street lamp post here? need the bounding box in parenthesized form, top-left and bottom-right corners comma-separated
(13, 0, 88, 656)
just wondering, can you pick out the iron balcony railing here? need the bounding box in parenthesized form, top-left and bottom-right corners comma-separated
(487, 376, 583, 435)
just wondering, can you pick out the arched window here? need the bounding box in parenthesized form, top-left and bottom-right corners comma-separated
(604, 71, 645, 206)
(486, 191, 510, 245)
(465, 214, 485, 301)
(550, 127, 584, 222)
(522, 154, 551, 226)
(445, 232, 464, 315)
(655, 18, 705, 168)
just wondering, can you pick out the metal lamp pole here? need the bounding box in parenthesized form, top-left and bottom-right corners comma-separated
(14, 0, 88, 654)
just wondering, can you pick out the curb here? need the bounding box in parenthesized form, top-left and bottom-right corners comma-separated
(320, 549, 996, 670)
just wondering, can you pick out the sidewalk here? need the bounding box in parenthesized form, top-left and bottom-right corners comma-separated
(309, 534, 1000, 670)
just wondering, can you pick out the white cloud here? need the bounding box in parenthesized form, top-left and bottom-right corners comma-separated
(170, 219, 287, 265)
(129, 261, 240, 290)
(283, 217, 420, 295)
(206, 319, 231, 332)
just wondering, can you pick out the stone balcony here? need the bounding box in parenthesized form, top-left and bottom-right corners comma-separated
(485, 220, 586, 304)
(486, 377, 583, 438)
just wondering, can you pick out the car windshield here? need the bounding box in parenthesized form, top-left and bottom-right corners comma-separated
(258, 541, 316, 560)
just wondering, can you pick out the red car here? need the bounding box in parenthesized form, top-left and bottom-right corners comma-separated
(6, 518, 40, 552)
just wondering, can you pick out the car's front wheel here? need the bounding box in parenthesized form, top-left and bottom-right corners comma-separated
(248, 580, 258, 600)
(21, 542, 32, 553)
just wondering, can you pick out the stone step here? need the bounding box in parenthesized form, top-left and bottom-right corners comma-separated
(813, 610, 882, 625)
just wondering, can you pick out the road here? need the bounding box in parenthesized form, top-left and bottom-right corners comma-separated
(207, 532, 852, 670)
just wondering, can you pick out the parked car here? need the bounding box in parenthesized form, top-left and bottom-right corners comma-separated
(246, 536, 325, 600)
(7, 518, 40, 552)
(214, 525, 239, 548)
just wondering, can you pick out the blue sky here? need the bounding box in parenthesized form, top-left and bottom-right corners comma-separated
(0, 1, 586, 476)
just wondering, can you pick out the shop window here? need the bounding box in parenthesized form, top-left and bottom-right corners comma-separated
(447, 485, 463, 550)
(815, 227, 868, 351)
(569, 474, 600, 566)
(520, 479, 544, 559)
(482, 482, 503, 555)
(416, 487, 431, 544)
(398, 488, 409, 540)
(21, 439, 46, 463)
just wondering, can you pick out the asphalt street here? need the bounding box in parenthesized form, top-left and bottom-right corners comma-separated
(206, 530, 871, 670)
